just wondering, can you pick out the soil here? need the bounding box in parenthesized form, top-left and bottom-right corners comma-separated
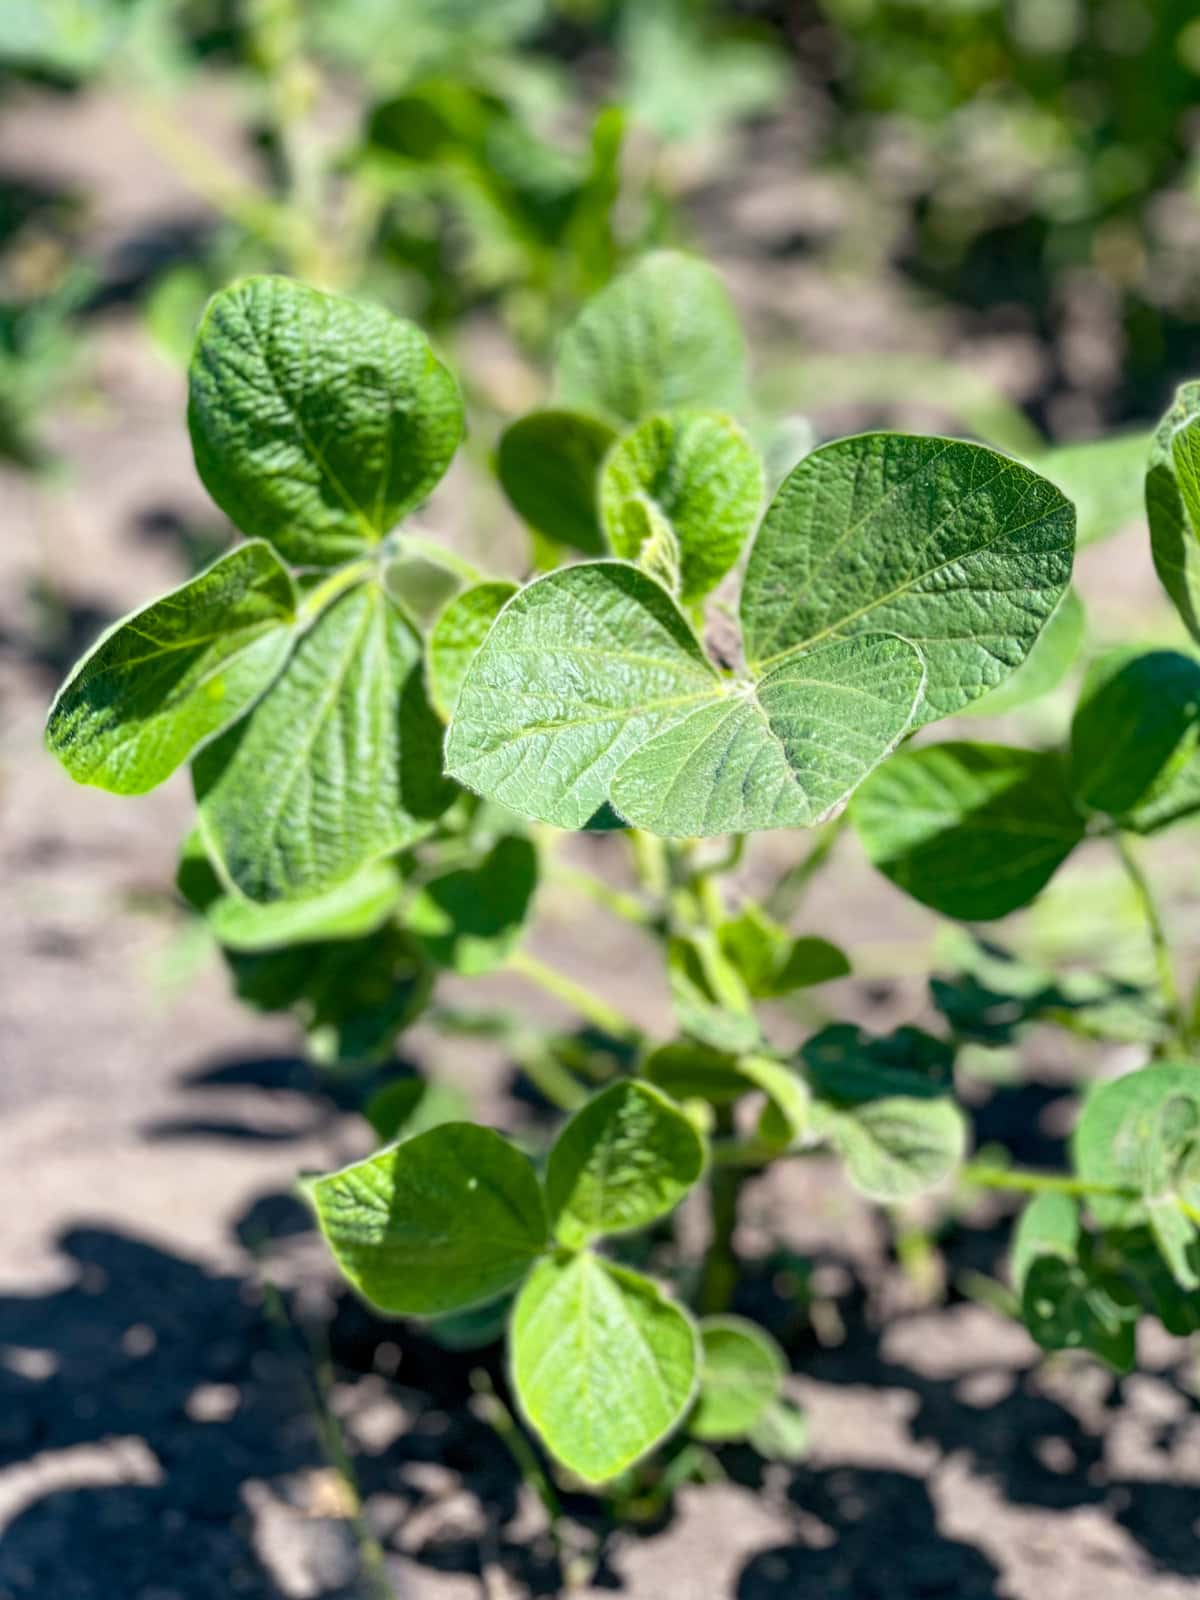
(3, 78, 1200, 1600)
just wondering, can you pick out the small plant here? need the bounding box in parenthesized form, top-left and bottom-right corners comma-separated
(44, 251, 1200, 1510)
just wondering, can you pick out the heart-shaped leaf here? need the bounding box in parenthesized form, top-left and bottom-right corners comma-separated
(510, 1252, 698, 1483)
(304, 1123, 547, 1315)
(496, 409, 616, 555)
(812, 1095, 967, 1201)
(46, 541, 296, 794)
(689, 1316, 786, 1442)
(599, 410, 763, 602)
(852, 742, 1086, 921)
(545, 1080, 706, 1248)
(741, 434, 1075, 722)
(189, 276, 463, 567)
(196, 581, 454, 902)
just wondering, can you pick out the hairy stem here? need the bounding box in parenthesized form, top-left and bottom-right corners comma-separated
(507, 948, 642, 1045)
(766, 810, 848, 918)
(960, 1163, 1136, 1201)
(1113, 831, 1186, 1049)
(546, 859, 656, 928)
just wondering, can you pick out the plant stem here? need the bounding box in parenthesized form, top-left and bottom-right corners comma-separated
(546, 859, 656, 928)
(766, 810, 848, 918)
(511, 1040, 589, 1113)
(507, 948, 642, 1044)
(959, 1163, 1138, 1201)
(1113, 831, 1187, 1048)
(296, 559, 376, 623)
(699, 1108, 744, 1314)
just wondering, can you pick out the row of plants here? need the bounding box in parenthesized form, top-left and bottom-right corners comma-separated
(45, 251, 1200, 1507)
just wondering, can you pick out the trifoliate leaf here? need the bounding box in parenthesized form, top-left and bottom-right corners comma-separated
(717, 904, 849, 998)
(195, 582, 454, 902)
(599, 410, 763, 603)
(545, 1080, 706, 1248)
(851, 742, 1086, 921)
(426, 580, 517, 721)
(46, 542, 296, 795)
(689, 1316, 786, 1442)
(305, 1123, 547, 1315)
(556, 251, 747, 426)
(1070, 649, 1200, 820)
(1147, 382, 1200, 642)
(741, 434, 1075, 722)
(510, 1252, 699, 1483)
(189, 276, 462, 567)
(402, 833, 537, 974)
(496, 409, 616, 555)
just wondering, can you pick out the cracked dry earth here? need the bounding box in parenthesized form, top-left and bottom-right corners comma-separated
(5, 83, 1200, 1600)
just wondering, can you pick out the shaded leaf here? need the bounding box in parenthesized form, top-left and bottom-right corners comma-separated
(426, 580, 517, 721)
(689, 1316, 785, 1442)
(717, 904, 849, 998)
(403, 834, 538, 974)
(305, 1123, 546, 1315)
(1037, 432, 1149, 548)
(496, 409, 615, 555)
(510, 1252, 698, 1483)
(1020, 1253, 1138, 1372)
(364, 1076, 471, 1143)
(1070, 649, 1200, 820)
(801, 1023, 953, 1105)
(47, 542, 295, 794)
(641, 1041, 746, 1106)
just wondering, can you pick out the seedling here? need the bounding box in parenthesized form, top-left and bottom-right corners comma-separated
(45, 252, 1200, 1506)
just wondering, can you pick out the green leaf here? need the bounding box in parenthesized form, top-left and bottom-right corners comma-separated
(1074, 1063, 1200, 1288)
(747, 1395, 809, 1462)
(1019, 1253, 1138, 1372)
(402, 834, 538, 975)
(1010, 1191, 1081, 1297)
(46, 542, 295, 794)
(741, 434, 1075, 722)
(207, 858, 404, 951)
(556, 251, 747, 426)
(426, 580, 517, 721)
(1108, 1225, 1200, 1337)
(965, 586, 1084, 718)
(607, 632, 925, 837)
(1037, 432, 1150, 548)
(364, 1076, 471, 1144)
(226, 924, 431, 1065)
(510, 1252, 699, 1483)
(813, 1095, 967, 1202)
(800, 1023, 953, 1105)
(614, 494, 682, 593)
(195, 582, 454, 902)
(689, 1316, 786, 1442)
(545, 1080, 706, 1248)
(739, 1055, 812, 1147)
(306, 1123, 546, 1316)
(1070, 649, 1200, 820)
(641, 1041, 747, 1105)
(717, 904, 849, 998)
(599, 411, 763, 603)
(667, 934, 761, 1054)
(851, 742, 1086, 921)
(189, 276, 463, 567)
(1147, 382, 1200, 642)
(496, 409, 616, 555)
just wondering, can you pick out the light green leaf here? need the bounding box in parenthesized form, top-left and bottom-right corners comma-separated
(851, 742, 1086, 921)
(46, 542, 295, 795)
(608, 633, 925, 836)
(189, 276, 463, 567)
(667, 934, 761, 1054)
(690, 1316, 786, 1442)
(510, 1252, 699, 1483)
(1070, 649, 1200, 820)
(748, 1395, 809, 1462)
(305, 1123, 547, 1315)
(1147, 383, 1200, 642)
(426, 580, 517, 721)
(641, 1041, 747, 1105)
(1010, 1191, 1081, 1296)
(739, 1054, 811, 1147)
(741, 434, 1075, 722)
(545, 1080, 706, 1248)
(965, 586, 1084, 718)
(496, 409, 616, 555)
(599, 411, 763, 603)
(207, 858, 404, 951)
(1037, 432, 1149, 548)
(196, 582, 453, 902)
(813, 1095, 967, 1202)
(557, 251, 747, 426)
(717, 904, 849, 998)
(613, 494, 682, 594)
(402, 834, 538, 975)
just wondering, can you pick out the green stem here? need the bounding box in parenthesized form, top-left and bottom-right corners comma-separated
(699, 1108, 744, 1314)
(507, 948, 642, 1044)
(629, 829, 669, 900)
(1113, 831, 1186, 1048)
(296, 559, 375, 624)
(766, 811, 848, 918)
(960, 1163, 1138, 1201)
(511, 1039, 589, 1113)
(546, 859, 656, 928)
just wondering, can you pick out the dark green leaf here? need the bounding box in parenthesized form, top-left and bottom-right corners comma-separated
(801, 1023, 953, 1105)
(1020, 1254, 1138, 1372)
(1070, 649, 1200, 820)
(1147, 382, 1200, 642)
(496, 409, 616, 555)
(402, 834, 538, 975)
(364, 1076, 471, 1143)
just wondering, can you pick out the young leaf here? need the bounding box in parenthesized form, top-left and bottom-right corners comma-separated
(812, 1095, 967, 1202)
(402, 834, 538, 975)
(545, 1080, 706, 1248)
(717, 904, 849, 998)
(496, 409, 616, 555)
(1146, 382, 1200, 642)
(189, 276, 463, 567)
(641, 1041, 747, 1105)
(1010, 1191, 1081, 1297)
(510, 1252, 699, 1483)
(599, 411, 764, 603)
(46, 541, 295, 795)
(426, 580, 517, 721)
(195, 583, 453, 902)
(305, 1123, 547, 1316)
(851, 742, 1086, 920)
(364, 1076, 471, 1144)
(556, 251, 747, 426)
(800, 1023, 954, 1105)
(1070, 649, 1200, 820)
(1019, 1252, 1138, 1372)
(206, 857, 404, 951)
(689, 1316, 786, 1442)
(747, 1395, 810, 1462)
(667, 934, 761, 1055)
(741, 434, 1075, 722)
